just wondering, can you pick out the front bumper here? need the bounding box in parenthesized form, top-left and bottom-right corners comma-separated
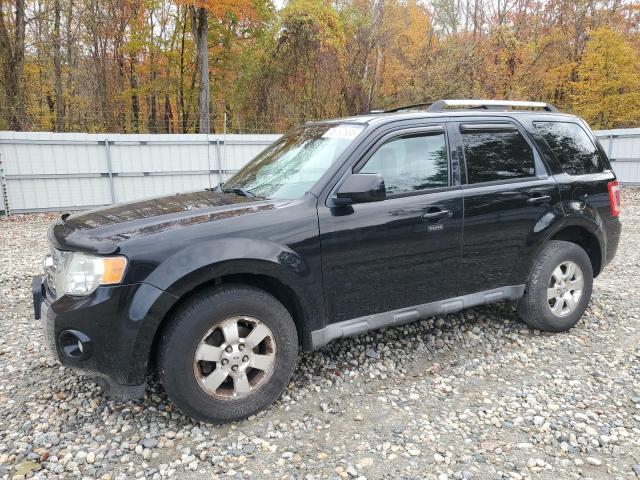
(32, 275, 176, 399)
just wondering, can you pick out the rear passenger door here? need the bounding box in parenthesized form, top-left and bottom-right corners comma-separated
(452, 120, 562, 293)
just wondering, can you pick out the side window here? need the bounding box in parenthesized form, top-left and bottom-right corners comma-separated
(359, 133, 449, 195)
(534, 121, 604, 175)
(460, 125, 536, 184)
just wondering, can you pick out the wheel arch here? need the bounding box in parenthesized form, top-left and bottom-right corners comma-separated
(548, 224, 603, 277)
(146, 267, 317, 374)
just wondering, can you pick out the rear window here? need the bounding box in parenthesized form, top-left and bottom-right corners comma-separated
(534, 121, 604, 175)
(460, 126, 535, 184)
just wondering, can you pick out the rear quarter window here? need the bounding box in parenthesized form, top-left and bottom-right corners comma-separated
(534, 121, 605, 175)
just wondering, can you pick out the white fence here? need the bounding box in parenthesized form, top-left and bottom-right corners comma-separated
(594, 128, 640, 186)
(0, 132, 279, 213)
(0, 128, 639, 213)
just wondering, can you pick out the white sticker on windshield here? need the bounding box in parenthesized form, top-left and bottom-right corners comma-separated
(322, 125, 363, 139)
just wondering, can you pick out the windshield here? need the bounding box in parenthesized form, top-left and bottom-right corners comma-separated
(222, 123, 364, 199)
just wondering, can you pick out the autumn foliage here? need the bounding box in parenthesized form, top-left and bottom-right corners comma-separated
(1, 0, 639, 133)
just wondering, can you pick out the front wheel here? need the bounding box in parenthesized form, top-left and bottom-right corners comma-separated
(158, 285, 298, 423)
(518, 240, 593, 332)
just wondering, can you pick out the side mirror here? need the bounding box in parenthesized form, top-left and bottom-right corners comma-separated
(335, 173, 386, 205)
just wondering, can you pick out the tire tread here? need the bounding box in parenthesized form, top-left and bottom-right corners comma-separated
(518, 240, 593, 332)
(157, 284, 298, 423)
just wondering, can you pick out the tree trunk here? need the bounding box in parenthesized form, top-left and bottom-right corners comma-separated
(53, 0, 64, 131)
(130, 56, 140, 132)
(164, 94, 173, 133)
(114, 10, 128, 133)
(190, 5, 210, 134)
(148, 92, 157, 133)
(0, 0, 27, 130)
(65, 0, 75, 129)
(88, 0, 109, 131)
(179, 6, 188, 133)
(148, 68, 157, 133)
(367, 44, 382, 110)
(128, 0, 140, 132)
(147, 8, 157, 133)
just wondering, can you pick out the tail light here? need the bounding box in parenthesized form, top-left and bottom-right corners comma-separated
(608, 181, 621, 217)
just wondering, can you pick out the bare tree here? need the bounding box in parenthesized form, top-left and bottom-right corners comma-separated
(148, 5, 158, 132)
(53, 0, 64, 130)
(0, 0, 27, 130)
(190, 5, 209, 134)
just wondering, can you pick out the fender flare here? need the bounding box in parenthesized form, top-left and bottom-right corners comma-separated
(535, 214, 606, 277)
(127, 238, 322, 381)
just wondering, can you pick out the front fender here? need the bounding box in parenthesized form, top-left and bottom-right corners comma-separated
(135, 237, 323, 352)
(144, 237, 310, 296)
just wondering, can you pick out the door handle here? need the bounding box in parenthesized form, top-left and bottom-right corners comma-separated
(422, 209, 452, 221)
(527, 195, 551, 205)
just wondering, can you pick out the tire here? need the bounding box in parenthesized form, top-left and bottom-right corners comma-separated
(157, 284, 298, 423)
(518, 240, 593, 332)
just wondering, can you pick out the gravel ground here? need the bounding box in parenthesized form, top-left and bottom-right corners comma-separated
(1, 190, 639, 480)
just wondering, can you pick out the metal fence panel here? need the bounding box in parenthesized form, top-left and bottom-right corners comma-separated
(1, 132, 106, 175)
(113, 174, 212, 203)
(0, 132, 279, 212)
(595, 128, 640, 185)
(1, 128, 638, 213)
(7, 177, 111, 211)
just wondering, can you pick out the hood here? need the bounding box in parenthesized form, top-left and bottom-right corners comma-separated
(48, 190, 278, 254)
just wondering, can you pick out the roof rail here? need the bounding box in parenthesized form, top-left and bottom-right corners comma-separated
(382, 102, 433, 113)
(427, 99, 559, 112)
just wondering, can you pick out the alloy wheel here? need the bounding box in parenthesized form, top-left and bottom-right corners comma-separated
(193, 316, 277, 399)
(547, 260, 584, 317)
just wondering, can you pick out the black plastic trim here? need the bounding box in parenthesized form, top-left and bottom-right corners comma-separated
(310, 285, 525, 349)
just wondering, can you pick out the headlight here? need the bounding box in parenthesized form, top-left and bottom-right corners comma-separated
(57, 252, 128, 296)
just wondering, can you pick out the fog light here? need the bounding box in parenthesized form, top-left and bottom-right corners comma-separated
(58, 330, 92, 361)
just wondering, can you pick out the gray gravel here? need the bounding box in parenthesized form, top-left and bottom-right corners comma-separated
(1, 189, 640, 480)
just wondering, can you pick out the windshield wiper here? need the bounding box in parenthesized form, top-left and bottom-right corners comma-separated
(220, 185, 255, 198)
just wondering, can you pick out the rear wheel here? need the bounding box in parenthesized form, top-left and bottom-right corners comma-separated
(158, 285, 298, 423)
(518, 240, 593, 332)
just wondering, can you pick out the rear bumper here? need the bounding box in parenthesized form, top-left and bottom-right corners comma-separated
(33, 276, 176, 399)
(603, 217, 622, 270)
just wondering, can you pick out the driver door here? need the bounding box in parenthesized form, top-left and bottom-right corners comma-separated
(318, 125, 464, 324)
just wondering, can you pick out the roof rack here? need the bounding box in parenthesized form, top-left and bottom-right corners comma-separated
(426, 99, 559, 112)
(382, 102, 433, 113)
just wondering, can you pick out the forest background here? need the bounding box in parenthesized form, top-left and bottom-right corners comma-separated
(1, 0, 639, 134)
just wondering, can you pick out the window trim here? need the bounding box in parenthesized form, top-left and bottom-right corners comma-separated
(459, 123, 518, 133)
(456, 120, 547, 187)
(350, 125, 453, 199)
(532, 120, 606, 176)
(459, 176, 544, 190)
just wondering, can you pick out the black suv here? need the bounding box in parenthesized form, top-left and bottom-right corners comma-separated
(33, 99, 622, 423)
